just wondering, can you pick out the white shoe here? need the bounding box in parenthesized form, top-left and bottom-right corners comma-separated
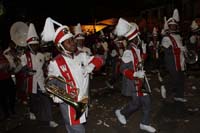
(140, 123, 156, 133)
(174, 97, 187, 102)
(29, 112, 36, 120)
(49, 121, 58, 128)
(160, 85, 166, 99)
(158, 72, 163, 82)
(22, 101, 28, 105)
(115, 109, 126, 124)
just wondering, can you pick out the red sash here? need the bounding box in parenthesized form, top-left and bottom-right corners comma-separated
(55, 55, 80, 125)
(168, 35, 181, 71)
(131, 48, 143, 96)
(26, 52, 33, 93)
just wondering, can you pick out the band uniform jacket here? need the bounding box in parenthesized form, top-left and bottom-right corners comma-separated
(20, 51, 46, 94)
(120, 44, 147, 97)
(48, 52, 103, 125)
(161, 33, 186, 71)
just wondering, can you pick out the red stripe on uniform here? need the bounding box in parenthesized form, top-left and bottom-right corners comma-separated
(127, 29, 138, 40)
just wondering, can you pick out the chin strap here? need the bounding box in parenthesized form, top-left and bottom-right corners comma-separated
(58, 43, 73, 57)
(28, 44, 37, 55)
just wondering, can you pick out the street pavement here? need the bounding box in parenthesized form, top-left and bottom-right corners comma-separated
(0, 66, 200, 133)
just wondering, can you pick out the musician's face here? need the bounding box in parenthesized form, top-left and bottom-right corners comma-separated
(29, 43, 39, 52)
(130, 35, 140, 46)
(169, 24, 178, 31)
(62, 37, 77, 53)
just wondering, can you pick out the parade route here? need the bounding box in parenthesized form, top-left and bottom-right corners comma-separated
(1, 68, 200, 133)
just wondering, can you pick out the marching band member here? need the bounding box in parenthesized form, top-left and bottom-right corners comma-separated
(190, 19, 200, 63)
(74, 23, 92, 56)
(1, 21, 28, 119)
(190, 19, 200, 49)
(41, 17, 104, 133)
(106, 36, 126, 89)
(161, 9, 187, 103)
(20, 23, 58, 127)
(148, 27, 160, 72)
(0, 44, 16, 119)
(114, 18, 156, 133)
(148, 27, 166, 99)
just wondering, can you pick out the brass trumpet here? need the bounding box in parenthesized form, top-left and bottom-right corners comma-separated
(45, 75, 88, 120)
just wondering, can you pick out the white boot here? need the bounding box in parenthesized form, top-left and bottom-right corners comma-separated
(49, 121, 58, 128)
(29, 112, 36, 120)
(115, 109, 127, 124)
(174, 97, 187, 102)
(158, 72, 163, 82)
(160, 85, 166, 99)
(140, 123, 156, 133)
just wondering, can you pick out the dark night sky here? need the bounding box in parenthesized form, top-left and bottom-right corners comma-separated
(0, 0, 176, 47)
(2, 0, 170, 24)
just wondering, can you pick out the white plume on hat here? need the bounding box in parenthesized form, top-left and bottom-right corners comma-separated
(41, 17, 60, 42)
(172, 8, 180, 22)
(191, 20, 199, 31)
(161, 16, 169, 35)
(167, 8, 180, 26)
(74, 23, 85, 39)
(41, 17, 73, 45)
(26, 23, 39, 44)
(114, 18, 133, 36)
(164, 16, 168, 29)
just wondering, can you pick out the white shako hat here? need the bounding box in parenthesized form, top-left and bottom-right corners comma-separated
(26, 23, 39, 44)
(114, 18, 139, 41)
(41, 17, 73, 46)
(167, 8, 180, 25)
(74, 23, 85, 39)
(191, 20, 200, 32)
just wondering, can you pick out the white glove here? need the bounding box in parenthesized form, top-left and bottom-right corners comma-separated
(141, 41, 147, 53)
(83, 63, 95, 77)
(52, 96, 64, 103)
(111, 50, 117, 57)
(133, 70, 145, 78)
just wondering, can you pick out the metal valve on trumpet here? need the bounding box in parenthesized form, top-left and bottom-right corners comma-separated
(44, 75, 88, 120)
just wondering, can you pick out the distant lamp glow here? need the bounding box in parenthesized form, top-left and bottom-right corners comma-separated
(81, 25, 107, 34)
